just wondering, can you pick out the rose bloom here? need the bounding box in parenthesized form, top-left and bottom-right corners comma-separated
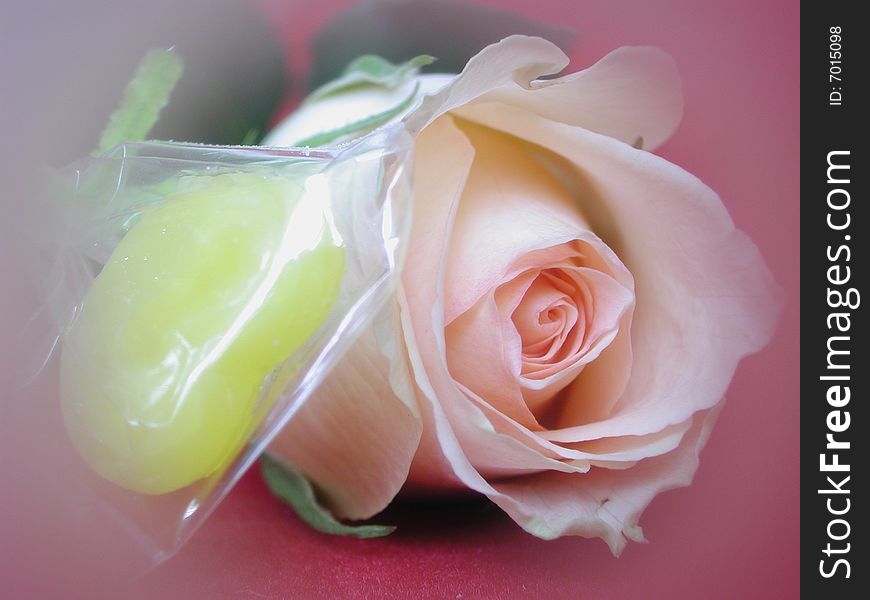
(265, 36, 778, 553)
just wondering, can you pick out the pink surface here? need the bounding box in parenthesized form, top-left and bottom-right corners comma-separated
(6, 1, 800, 598)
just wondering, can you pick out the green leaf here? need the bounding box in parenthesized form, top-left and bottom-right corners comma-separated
(291, 81, 420, 148)
(95, 49, 183, 155)
(260, 454, 396, 538)
(306, 54, 435, 103)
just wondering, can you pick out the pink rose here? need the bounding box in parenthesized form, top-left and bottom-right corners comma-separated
(266, 36, 778, 553)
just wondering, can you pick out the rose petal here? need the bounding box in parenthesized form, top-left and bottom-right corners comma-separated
(438, 120, 638, 425)
(442, 121, 595, 324)
(401, 115, 473, 317)
(445, 278, 538, 430)
(455, 101, 780, 440)
(408, 333, 713, 557)
(472, 46, 683, 150)
(519, 267, 632, 380)
(446, 259, 632, 431)
(405, 35, 569, 134)
(544, 314, 633, 432)
(502, 246, 636, 424)
(402, 119, 596, 483)
(267, 303, 421, 520)
(513, 271, 580, 356)
(406, 291, 593, 481)
(404, 280, 586, 488)
(472, 395, 692, 466)
(490, 405, 721, 555)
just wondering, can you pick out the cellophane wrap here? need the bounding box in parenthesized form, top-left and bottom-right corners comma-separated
(26, 123, 413, 562)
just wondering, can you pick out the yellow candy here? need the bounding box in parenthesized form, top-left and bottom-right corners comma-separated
(61, 172, 345, 494)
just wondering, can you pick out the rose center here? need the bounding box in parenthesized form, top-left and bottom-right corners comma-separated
(512, 269, 589, 369)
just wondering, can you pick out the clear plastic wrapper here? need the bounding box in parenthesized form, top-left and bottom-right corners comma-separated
(25, 123, 412, 562)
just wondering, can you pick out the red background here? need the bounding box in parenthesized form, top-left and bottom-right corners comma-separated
(3, 1, 800, 598)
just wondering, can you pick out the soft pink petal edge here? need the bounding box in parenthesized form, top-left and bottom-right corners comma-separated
(478, 45, 683, 150)
(492, 404, 723, 555)
(267, 300, 422, 520)
(406, 36, 683, 152)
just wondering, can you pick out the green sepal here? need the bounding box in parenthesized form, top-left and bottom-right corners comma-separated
(306, 54, 435, 103)
(95, 49, 183, 155)
(291, 81, 420, 147)
(260, 453, 396, 538)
